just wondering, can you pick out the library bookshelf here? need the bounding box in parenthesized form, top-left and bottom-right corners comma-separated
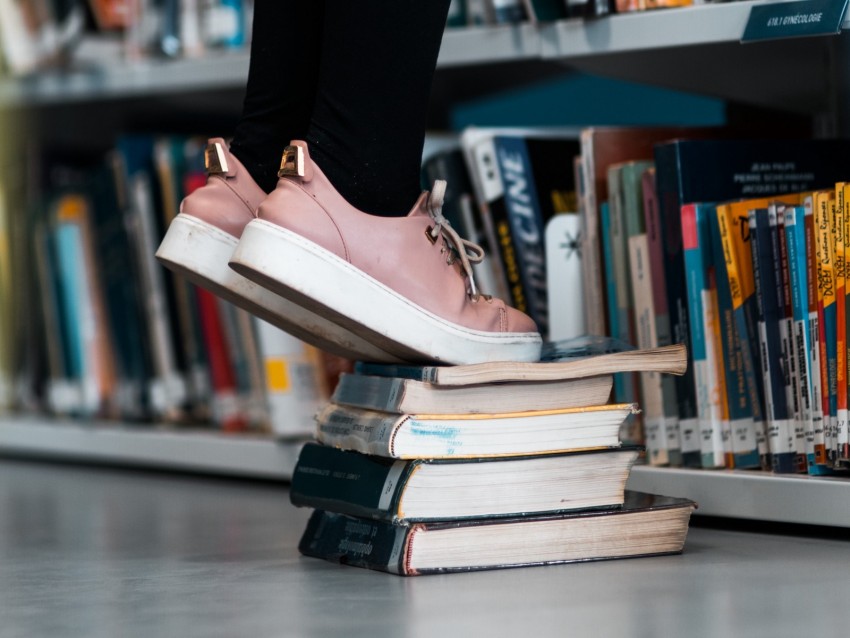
(3, 1, 850, 526)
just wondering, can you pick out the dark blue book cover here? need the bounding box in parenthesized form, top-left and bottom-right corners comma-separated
(749, 207, 796, 473)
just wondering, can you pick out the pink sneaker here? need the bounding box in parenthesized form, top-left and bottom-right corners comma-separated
(155, 138, 398, 362)
(228, 141, 542, 365)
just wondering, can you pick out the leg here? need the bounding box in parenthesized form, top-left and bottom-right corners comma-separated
(306, 0, 452, 216)
(230, 1, 541, 364)
(229, 0, 325, 193)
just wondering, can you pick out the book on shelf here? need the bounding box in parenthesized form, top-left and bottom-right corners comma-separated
(655, 138, 850, 472)
(782, 204, 822, 473)
(315, 401, 638, 459)
(749, 202, 799, 472)
(642, 166, 696, 464)
(545, 212, 585, 341)
(707, 203, 761, 469)
(459, 127, 580, 334)
(298, 491, 696, 576)
(332, 369, 613, 415)
(578, 126, 718, 338)
(681, 202, 728, 469)
(254, 317, 326, 439)
(290, 442, 641, 523)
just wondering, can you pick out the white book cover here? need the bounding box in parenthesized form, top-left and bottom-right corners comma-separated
(254, 318, 323, 439)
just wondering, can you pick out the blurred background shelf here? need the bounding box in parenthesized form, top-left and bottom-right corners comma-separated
(0, 415, 301, 480)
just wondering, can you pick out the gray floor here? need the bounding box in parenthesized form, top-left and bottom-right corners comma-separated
(1, 461, 848, 638)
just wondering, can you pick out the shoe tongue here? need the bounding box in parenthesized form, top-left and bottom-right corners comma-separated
(407, 191, 431, 218)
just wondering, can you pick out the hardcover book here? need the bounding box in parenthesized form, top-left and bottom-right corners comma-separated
(290, 443, 640, 522)
(298, 491, 696, 576)
(314, 402, 638, 459)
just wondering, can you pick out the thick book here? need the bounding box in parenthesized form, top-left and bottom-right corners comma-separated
(315, 402, 638, 459)
(331, 372, 613, 415)
(297, 491, 696, 576)
(354, 337, 687, 386)
(290, 443, 640, 522)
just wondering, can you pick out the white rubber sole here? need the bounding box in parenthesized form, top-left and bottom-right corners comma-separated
(229, 220, 543, 365)
(155, 215, 400, 363)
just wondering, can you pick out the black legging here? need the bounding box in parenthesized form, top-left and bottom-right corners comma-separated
(229, 0, 452, 217)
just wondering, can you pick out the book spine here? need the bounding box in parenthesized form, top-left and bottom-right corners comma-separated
(477, 140, 527, 314)
(194, 288, 244, 431)
(804, 194, 828, 467)
(775, 206, 806, 471)
(290, 445, 411, 521)
(836, 182, 849, 463)
(643, 168, 694, 466)
(494, 137, 550, 334)
(842, 182, 850, 461)
(750, 207, 795, 473)
(628, 232, 669, 465)
(298, 510, 410, 575)
(716, 204, 770, 469)
(579, 131, 608, 336)
(315, 406, 397, 457)
(710, 209, 760, 468)
(333, 373, 405, 413)
(815, 190, 838, 465)
(681, 203, 725, 468)
(255, 318, 323, 438)
(653, 144, 700, 460)
(784, 205, 821, 474)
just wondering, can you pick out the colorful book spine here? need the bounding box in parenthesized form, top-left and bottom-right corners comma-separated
(749, 207, 796, 473)
(774, 204, 806, 471)
(629, 231, 670, 465)
(715, 201, 770, 469)
(837, 182, 850, 462)
(493, 136, 549, 334)
(814, 190, 838, 465)
(784, 205, 828, 474)
(601, 201, 639, 445)
(710, 209, 760, 469)
(842, 182, 850, 461)
(804, 194, 828, 466)
(681, 203, 726, 468)
(642, 168, 696, 466)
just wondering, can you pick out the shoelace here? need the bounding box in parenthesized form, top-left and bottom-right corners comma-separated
(426, 180, 488, 301)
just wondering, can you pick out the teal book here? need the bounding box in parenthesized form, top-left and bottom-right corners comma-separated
(681, 202, 726, 469)
(290, 443, 640, 523)
(601, 201, 635, 424)
(749, 207, 796, 473)
(298, 492, 696, 576)
(783, 206, 832, 475)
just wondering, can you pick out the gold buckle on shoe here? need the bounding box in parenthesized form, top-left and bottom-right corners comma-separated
(278, 145, 305, 178)
(204, 142, 229, 175)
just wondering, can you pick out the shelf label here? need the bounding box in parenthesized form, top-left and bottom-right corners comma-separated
(742, 0, 848, 42)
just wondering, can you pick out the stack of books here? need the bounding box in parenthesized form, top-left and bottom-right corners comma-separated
(289, 337, 697, 576)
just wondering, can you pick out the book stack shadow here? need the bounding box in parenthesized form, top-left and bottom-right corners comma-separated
(290, 338, 696, 576)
